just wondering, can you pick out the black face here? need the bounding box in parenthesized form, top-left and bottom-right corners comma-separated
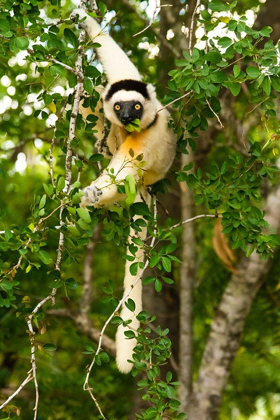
(114, 101, 143, 125)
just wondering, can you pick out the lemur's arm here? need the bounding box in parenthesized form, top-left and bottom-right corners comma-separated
(81, 144, 141, 207)
(72, 9, 141, 83)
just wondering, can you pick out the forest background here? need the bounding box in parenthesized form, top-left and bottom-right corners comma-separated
(1, 0, 280, 419)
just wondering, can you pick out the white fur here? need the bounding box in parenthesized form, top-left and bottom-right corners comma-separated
(74, 9, 177, 373)
(72, 9, 141, 83)
(103, 88, 159, 129)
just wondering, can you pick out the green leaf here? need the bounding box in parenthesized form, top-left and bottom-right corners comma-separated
(89, 153, 104, 162)
(15, 36, 29, 50)
(162, 257, 172, 272)
(65, 278, 78, 290)
(124, 330, 136, 339)
(155, 279, 162, 292)
(150, 254, 160, 268)
(43, 343, 57, 351)
(4, 229, 13, 241)
(56, 176, 65, 192)
(98, 1, 107, 15)
(260, 26, 273, 37)
(125, 298, 136, 312)
(204, 52, 222, 63)
(162, 277, 174, 285)
(233, 65, 241, 78)
(84, 77, 94, 95)
(209, 0, 230, 12)
(85, 66, 101, 78)
(49, 64, 64, 76)
(49, 279, 63, 289)
(246, 66, 261, 79)
(130, 202, 150, 216)
(0, 19, 10, 35)
(125, 119, 141, 133)
(39, 194, 47, 210)
(129, 262, 138, 276)
(1, 280, 13, 290)
(125, 174, 136, 195)
(142, 276, 156, 285)
(217, 37, 232, 48)
(225, 82, 241, 96)
(77, 207, 91, 224)
(38, 250, 51, 265)
(111, 316, 123, 324)
(64, 28, 78, 48)
(166, 371, 172, 382)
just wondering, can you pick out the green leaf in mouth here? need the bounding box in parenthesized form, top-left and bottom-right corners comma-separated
(124, 119, 141, 132)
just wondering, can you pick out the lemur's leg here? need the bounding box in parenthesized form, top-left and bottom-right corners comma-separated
(72, 9, 141, 83)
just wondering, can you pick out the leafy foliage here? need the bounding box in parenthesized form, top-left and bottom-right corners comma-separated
(1, 0, 280, 419)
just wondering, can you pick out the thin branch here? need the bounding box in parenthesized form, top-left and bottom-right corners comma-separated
(49, 132, 56, 188)
(188, 0, 201, 52)
(64, 28, 86, 193)
(0, 370, 33, 410)
(83, 199, 158, 415)
(48, 308, 116, 356)
(46, 56, 84, 80)
(119, 0, 180, 57)
(157, 91, 193, 113)
(168, 213, 219, 231)
(206, 98, 224, 128)
(145, 213, 219, 242)
(26, 318, 39, 420)
(133, 0, 160, 37)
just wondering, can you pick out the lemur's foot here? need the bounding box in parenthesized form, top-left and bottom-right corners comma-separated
(80, 185, 103, 208)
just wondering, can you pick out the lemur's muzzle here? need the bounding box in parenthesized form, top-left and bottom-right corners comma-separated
(119, 104, 134, 124)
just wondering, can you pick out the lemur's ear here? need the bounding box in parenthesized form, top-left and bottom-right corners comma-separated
(146, 84, 157, 101)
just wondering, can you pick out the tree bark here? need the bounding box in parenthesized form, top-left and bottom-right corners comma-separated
(178, 151, 196, 411)
(186, 185, 280, 420)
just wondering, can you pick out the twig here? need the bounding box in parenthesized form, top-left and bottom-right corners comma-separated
(166, 213, 219, 231)
(157, 91, 193, 113)
(145, 213, 219, 241)
(46, 56, 84, 79)
(64, 25, 86, 193)
(0, 370, 33, 410)
(48, 308, 116, 356)
(188, 0, 201, 52)
(206, 98, 224, 128)
(133, 0, 160, 37)
(49, 132, 56, 188)
(83, 199, 158, 414)
(119, 0, 180, 57)
(26, 318, 39, 420)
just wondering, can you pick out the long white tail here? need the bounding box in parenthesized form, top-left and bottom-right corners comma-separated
(115, 194, 150, 373)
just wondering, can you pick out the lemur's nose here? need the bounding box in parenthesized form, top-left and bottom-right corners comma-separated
(121, 115, 132, 124)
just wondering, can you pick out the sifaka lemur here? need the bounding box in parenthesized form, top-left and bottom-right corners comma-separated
(72, 8, 176, 373)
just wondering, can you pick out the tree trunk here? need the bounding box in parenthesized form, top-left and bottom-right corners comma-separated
(186, 185, 280, 420)
(178, 151, 196, 411)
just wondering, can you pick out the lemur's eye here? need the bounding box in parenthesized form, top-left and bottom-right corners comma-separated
(114, 104, 121, 111)
(135, 104, 141, 110)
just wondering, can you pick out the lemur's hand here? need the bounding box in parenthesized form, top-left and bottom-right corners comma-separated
(80, 185, 103, 208)
(71, 9, 101, 37)
(71, 9, 89, 27)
